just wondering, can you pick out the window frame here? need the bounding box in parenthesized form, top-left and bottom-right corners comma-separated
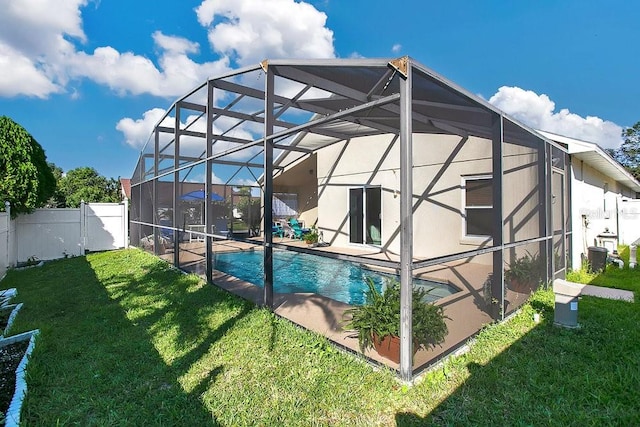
(462, 175, 493, 240)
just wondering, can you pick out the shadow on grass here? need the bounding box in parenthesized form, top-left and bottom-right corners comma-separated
(1, 251, 258, 425)
(394, 292, 640, 426)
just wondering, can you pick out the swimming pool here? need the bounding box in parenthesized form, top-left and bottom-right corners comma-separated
(213, 250, 458, 305)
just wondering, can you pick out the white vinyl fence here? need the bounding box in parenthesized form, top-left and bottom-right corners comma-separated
(619, 199, 640, 245)
(0, 200, 128, 277)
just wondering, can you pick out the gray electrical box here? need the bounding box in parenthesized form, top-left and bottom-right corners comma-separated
(553, 279, 582, 328)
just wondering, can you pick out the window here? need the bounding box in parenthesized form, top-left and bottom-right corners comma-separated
(464, 177, 493, 237)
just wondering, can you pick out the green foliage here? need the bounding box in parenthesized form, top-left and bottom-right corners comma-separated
(566, 258, 598, 283)
(58, 167, 121, 207)
(505, 251, 545, 288)
(235, 187, 261, 231)
(303, 225, 319, 244)
(566, 246, 639, 296)
(0, 116, 55, 217)
(608, 121, 640, 179)
(46, 162, 66, 207)
(343, 278, 448, 352)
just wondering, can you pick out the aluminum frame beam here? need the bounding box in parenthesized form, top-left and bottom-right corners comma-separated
(398, 61, 413, 382)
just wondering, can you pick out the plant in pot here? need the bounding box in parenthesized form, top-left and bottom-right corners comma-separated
(343, 277, 448, 364)
(302, 226, 319, 246)
(505, 251, 544, 293)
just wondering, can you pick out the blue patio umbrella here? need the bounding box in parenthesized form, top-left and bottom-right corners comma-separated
(180, 189, 224, 202)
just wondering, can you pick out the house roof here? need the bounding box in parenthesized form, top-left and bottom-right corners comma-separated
(537, 130, 640, 193)
(120, 178, 131, 199)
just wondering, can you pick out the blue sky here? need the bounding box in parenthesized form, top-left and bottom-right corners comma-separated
(1, 0, 638, 180)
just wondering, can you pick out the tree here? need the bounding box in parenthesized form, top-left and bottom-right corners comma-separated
(46, 162, 66, 207)
(0, 116, 56, 218)
(58, 167, 121, 208)
(236, 186, 261, 233)
(608, 121, 640, 180)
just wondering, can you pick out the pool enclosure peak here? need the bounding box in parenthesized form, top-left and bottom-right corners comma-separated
(129, 56, 569, 382)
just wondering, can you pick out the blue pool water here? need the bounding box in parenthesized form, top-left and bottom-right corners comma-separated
(213, 250, 458, 305)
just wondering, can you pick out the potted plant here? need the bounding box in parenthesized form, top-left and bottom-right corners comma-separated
(343, 278, 448, 364)
(303, 226, 319, 246)
(505, 251, 543, 293)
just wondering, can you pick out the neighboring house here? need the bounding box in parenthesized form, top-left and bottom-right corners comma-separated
(538, 131, 640, 269)
(120, 178, 131, 200)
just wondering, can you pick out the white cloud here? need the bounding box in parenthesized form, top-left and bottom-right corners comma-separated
(489, 86, 623, 149)
(152, 31, 199, 55)
(0, 0, 336, 99)
(195, 0, 335, 66)
(0, 41, 62, 97)
(0, 0, 85, 97)
(391, 44, 402, 53)
(67, 34, 230, 97)
(116, 108, 168, 150)
(117, 108, 262, 164)
(0, 0, 229, 99)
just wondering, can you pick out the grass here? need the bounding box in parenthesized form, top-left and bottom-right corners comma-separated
(567, 245, 640, 296)
(2, 248, 639, 425)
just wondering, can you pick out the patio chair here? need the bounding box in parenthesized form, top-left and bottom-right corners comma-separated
(369, 225, 381, 245)
(287, 218, 310, 239)
(272, 223, 284, 238)
(213, 219, 230, 238)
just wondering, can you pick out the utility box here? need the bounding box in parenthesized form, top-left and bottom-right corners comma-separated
(553, 279, 582, 328)
(587, 246, 608, 273)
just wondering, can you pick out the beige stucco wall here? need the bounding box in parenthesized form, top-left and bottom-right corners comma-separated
(274, 154, 318, 227)
(275, 132, 545, 262)
(314, 133, 543, 259)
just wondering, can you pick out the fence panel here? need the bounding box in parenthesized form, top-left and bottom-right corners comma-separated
(15, 209, 83, 262)
(86, 203, 127, 251)
(0, 211, 9, 277)
(619, 199, 640, 245)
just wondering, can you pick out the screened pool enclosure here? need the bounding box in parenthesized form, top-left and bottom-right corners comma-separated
(130, 57, 570, 381)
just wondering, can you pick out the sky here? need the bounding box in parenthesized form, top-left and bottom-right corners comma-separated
(1, 0, 638, 181)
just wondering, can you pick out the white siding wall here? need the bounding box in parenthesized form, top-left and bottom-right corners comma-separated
(570, 159, 639, 268)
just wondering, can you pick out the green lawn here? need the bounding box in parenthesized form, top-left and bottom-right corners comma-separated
(567, 245, 640, 296)
(2, 248, 639, 426)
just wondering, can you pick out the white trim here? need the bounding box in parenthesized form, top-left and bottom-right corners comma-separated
(461, 175, 493, 239)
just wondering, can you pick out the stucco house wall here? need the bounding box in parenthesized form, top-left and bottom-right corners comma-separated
(279, 131, 544, 262)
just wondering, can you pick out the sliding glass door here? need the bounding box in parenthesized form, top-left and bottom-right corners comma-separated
(349, 187, 381, 245)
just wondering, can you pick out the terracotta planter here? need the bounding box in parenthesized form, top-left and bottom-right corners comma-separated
(372, 334, 417, 364)
(508, 279, 532, 294)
